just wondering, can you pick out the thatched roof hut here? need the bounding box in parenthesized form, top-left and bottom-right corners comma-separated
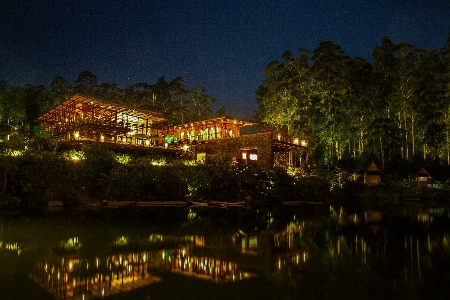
(415, 167, 430, 187)
(364, 161, 381, 185)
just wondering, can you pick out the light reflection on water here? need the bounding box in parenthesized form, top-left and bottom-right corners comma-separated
(0, 203, 450, 299)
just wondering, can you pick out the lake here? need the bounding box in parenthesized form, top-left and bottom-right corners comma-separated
(0, 202, 449, 300)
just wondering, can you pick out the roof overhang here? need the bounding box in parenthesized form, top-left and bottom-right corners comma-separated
(172, 116, 260, 128)
(34, 93, 168, 124)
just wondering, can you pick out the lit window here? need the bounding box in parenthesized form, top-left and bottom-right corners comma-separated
(249, 236, 257, 250)
(249, 154, 257, 161)
(241, 238, 247, 251)
(242, 152, 247, 160)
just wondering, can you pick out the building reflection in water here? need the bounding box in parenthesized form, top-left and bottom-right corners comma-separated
(30, 250, 161, 299)
(365, 210, 382, 235)
(29, 221, 309, 299)
(8, 205, 450, 298)
(273, 221, 308, 271)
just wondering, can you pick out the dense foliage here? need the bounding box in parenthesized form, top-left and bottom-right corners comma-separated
(3, 37, 450, 213)
(0, 71, 223, 142)
(256, 36, 450, 173)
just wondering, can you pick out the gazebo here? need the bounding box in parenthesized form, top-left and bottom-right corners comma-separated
(364, 161, 381, 185)
(415, 167, 430, 187)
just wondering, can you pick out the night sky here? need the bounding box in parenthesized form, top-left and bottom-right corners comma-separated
(1, 0, 450, 118)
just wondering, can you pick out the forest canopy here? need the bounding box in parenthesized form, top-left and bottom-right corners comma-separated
(256, 36, 450, 169)
(0, 71, 223, 139)
(2, 36, 450, 178)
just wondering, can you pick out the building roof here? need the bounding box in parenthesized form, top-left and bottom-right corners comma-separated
(365, 161, 381, 174)
(35, 93, 168, 124)
(172, 116, 260, 128)
(415, 167, 430, 177)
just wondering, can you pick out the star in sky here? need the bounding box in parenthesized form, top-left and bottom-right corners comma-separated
(1, 0, 449, 118)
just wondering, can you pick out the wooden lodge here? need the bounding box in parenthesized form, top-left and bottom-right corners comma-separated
(364, 161, 381, 185)
(34, 94, 307, 168)
(34, 93, 171, 153)
(415, 167, 430, 187)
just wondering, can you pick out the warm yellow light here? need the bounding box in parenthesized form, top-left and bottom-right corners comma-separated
(277, 134, 281, 140)
(183, 145, 189, 151)
(10, 150, 23, 156)
(145, 140, 150, 146)
(74, 132, 80, 139)
(249, 154, 257, 161)
(242, 152, 247, 160)
(100, 135, 104, 142)
(294, 138, 299, 144)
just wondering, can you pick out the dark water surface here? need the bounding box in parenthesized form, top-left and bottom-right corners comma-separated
(1, 202, 449, 300)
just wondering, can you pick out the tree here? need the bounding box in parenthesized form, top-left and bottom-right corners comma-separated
(415, 49, 447, 160)
(344, 57, 374, 157)
(75, 70, 98, 95)
(309, 41, 351, 161)
(96, 82, 122, 103)
(49, 76, 74, 106)
(152, 77, 172, 119)
(256, 49, 311, 135)
(215, 106, 227, 117)
(188, 86, 216, 122)
(169, 76, 189, 124)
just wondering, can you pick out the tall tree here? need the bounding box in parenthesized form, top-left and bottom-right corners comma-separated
(309, 41, 351, 160)
(169, 76, 189, 125)
(343, 57, 374, 158)
(188, 86, 216, 122)
(75, 70, 98, 95)
(50, 76, 74, 106)
(152, 77, 172, 119)
(96, 82, 122, 103)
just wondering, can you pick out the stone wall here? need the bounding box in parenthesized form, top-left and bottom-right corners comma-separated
(193, 132, 274, 168)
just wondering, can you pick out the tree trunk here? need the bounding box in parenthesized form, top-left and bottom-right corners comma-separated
(380, 136, 384, 169)
(423, 144, 426, 160)
(1, 172, 7, 195)
(411, 115, 415, 158)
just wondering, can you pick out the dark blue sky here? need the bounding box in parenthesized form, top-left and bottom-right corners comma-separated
(1, 0, 449, 118)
